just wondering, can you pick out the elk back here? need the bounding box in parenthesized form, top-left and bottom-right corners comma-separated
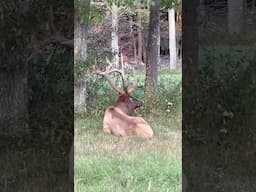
(103, 106, 153, 139)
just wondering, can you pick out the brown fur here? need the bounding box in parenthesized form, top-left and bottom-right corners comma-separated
(92, 63, 153, 139)
(103, 106, 153, 139)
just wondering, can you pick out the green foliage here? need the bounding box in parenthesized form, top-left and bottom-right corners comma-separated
(85, 74, 125, 116)
(75, 0, 106, 24)
(106, 0, 135, 7)
(85, 76, 116, 116)
(74, 58, 90, 81)
(75, 24, 112, 82)
(89, 5, 106, 23)
(161, 0, 179, 10)
(83, 72, 181, 117)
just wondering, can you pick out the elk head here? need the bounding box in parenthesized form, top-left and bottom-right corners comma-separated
(115, 84, 143, 116)
(92, 62, 142, 116)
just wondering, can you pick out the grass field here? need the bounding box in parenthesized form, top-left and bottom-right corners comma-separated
(74, 113, 181, 192)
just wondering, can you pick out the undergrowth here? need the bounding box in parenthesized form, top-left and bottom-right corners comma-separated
(84, 72, 182, 117)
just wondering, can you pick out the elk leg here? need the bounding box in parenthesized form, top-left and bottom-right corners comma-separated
(103, 125, 111, 134)
(135, 123, 153, 139)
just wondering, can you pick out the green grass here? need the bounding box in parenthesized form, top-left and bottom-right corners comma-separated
(75, 114, 181, 192)
(134, 72, 181, 86)
(0, 141, 71, 192)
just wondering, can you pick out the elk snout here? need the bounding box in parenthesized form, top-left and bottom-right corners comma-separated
(132, 97, 143, 109)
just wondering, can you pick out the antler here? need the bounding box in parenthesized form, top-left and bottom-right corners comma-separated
(92, 59, 125, 95)
(127, 77, 137, 94)
(105, 57, 126, 90)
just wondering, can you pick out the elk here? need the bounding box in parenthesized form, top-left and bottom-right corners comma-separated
(92, 63, 153, 139)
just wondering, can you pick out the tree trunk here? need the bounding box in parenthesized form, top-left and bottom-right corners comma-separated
(142, 32, 147, 64)
(0, 68, 28, 136)
(74, 79, 87, 113)
(137, 6, 143, 65)
(111, 2, 119, 69)
(168, 8, 177, 70)
(182, 0, 200, 191)
(74, 0, 90, 112)
(182, 0, 199, 86)
(228, 0, 244, 35)
(74, 12, 81, 56)
(145, 0, 160, 93)
(157, 26, 160, 68)
(77, 0, 90, 61)
(131, 29, 137, 65)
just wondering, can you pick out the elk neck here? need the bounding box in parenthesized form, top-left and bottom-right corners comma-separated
(114, 94, 142, 116)
(114, 94, 130, 114)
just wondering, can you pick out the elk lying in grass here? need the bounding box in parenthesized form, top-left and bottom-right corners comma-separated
(93, 64, 153, 139)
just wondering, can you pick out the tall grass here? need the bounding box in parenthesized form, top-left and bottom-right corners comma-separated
(75, 151, 181, 192)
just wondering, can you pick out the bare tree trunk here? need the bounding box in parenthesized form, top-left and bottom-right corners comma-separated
(142, 33, 147, 64)
(228, 0, 244, 35)
(183, 0, 199, 84)
(147, 0, 150, 10)
(182, 0, 200, 191)
(74, 12, 81, 56)
(74, 79, 87, 113)
(137, 5, 143, 65)
(77, 0, 90, 61)
(145, 0, 160, 92)
(74, 0, 90, 112)
(131, 31, 137, 65)
(111, 2, 119, 69)
(129, 15, 137, 64)
(157, 26, 160, 68)
(79, 25, 88, 60)
(168, 8, 177, 70)
(0, 68, 28, 136)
